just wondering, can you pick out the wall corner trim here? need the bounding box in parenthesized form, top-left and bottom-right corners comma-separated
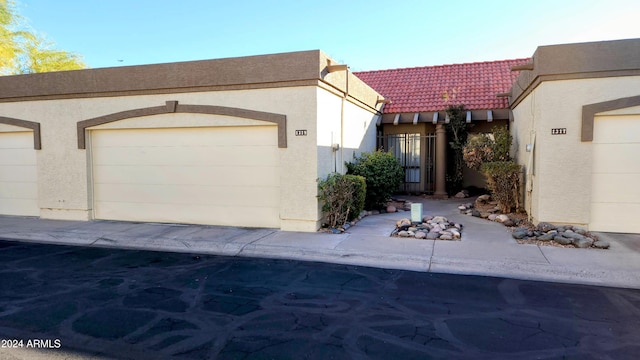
(0, 116, 41, 149)
(581, 95, 640, 142)
(77, 102, 288, 149)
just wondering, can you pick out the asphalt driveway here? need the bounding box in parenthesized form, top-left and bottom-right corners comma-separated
(1, 240, 639, 359)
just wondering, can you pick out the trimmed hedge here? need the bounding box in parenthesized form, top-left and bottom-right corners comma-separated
(346, 150, 404, 210)
(318, 173, 366, 228)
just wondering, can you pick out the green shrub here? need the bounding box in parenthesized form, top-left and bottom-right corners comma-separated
(463, 125, 511, 170)
(481, 161, 521, 213)
(349, 175, 366, 220)
(491, 125, 512, 162)
(318, 173, 366, 228)
(346, 150, 404, 210)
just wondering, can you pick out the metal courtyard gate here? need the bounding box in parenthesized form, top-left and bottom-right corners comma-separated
(378, 133, 436, 194)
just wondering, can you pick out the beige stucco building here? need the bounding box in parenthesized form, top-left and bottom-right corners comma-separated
(0, 50, 383, 232)
(1, 39, 638, 235)
(510, 38, 640, 234)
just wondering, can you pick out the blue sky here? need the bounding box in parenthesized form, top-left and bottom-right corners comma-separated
(15, 0, 640, 71)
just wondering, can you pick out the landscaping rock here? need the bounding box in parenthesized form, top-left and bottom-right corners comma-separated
(488, 214, 498, 221)
(393, 214, 462, 240)
(496, 214, 510, 223)
(593, 240, 610, 249)
(439, 233, 453, 240)
(554, 235, 573, 245)
(512, 228, 529, 240)
(422, 215, 433, 222)
(574, 227, 588, 236)
(537, 232, 556, 241)
(455, 190, 469, 198)
(563, 231, 586, 241)
(573, 237, 594, 249)
(471, 210, 481, 217)
(476, 194, 491, 204)
(536, 222, 557, 232)
(386, 205, 397, 213)
(414, 231, 427, 239)
(432, 216, 448, 223)
(502, 220, 515, 227)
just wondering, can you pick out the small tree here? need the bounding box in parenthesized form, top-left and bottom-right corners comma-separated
(445, 104, 469, 195)
(1, 0, 86, 75)
(346, 150, 404, 210)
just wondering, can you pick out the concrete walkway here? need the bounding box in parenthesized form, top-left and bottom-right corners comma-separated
(0, 197, 638, 289)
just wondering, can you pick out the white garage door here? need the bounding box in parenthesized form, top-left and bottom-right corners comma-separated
(590, 115, 640, 233)
(0, 132, 38, 216)
(91, 126, 281, 228)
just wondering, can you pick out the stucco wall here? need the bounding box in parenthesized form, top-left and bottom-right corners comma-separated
(511, 90, 541, 223)
(512, 75, 640, 226)
(0, 86, 323, 229)
(315, 86, 380, 224)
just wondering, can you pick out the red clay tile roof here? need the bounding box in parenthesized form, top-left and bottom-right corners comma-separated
(354, 58, 530, 113)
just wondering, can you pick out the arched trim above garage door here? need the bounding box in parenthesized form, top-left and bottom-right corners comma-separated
(582, 95, 640, 142)
(0, 116, 41, 150)
(77, 100, 287, 149)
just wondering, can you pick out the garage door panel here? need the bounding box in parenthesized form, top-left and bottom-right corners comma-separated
(97, 202, 280, 228)
(0, 148, 37, 165)
(92, 145, 278, 167)
(0, 133, 35, 148)
(92, 126, 280, 228)
(592, 144, 640, 173)
(593, 115, 640, 143)
(0, 181, 38, 199)
(93, 126, 277, 147)
(590, 115, 640, 233)
(95, 183, 279, 207)
(590, 203, 640, 233)
(94, 165, 279, 187)
(591, 174, 640, 203)
(0, 198, 39, 217)
(0, 132, 39, 216)
(0, 165, 38, 182)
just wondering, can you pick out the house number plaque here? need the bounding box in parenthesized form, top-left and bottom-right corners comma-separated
(551, 128, 567, 135)
(295, 130, 307, 136)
